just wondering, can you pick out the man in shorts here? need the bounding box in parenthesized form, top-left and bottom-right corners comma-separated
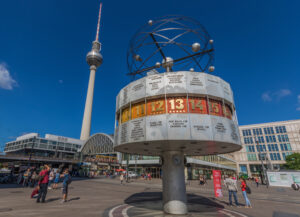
(60, 168, 70, 203)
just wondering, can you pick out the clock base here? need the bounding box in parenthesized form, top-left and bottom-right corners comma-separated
(162, 151, 187, 215)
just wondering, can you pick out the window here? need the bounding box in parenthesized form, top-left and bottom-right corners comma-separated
(266, 136, 269, 143)
(277, 153, 281, 160)
(244, 138, 247, 144)
(272, 135, 276, 142)
(274, 144, 279, 151)
(278, 135, 282, 142)
(275, 126, 279, 134)
(259, 128, 262, 135)
(285, 134, 289, 142)
(271, 127, 274, 134)
(248, 130, 252, 136)
(253, 129, 256, 135)
(268, 144, 271, 151)
(264, 128, 267, 134)
(287, 143, 292, 151)
(279, 126, 283, 133)
(284, 143, 288, 151)
(283, 126, 287, 133)
(247, 154, 257, 161)
(282, 153, 286, 160)
(242, 130, 246, 137)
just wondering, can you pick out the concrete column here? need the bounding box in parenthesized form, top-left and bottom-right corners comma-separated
(162, 151, 187, 215)
(80, 65, 97, 140)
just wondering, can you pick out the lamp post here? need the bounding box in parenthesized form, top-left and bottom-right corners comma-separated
(255, 136, 269, 187)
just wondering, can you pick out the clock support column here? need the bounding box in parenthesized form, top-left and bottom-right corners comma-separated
(162, 151, 187, 214)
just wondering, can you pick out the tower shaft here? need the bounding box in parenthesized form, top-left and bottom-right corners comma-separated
(80, 65, 97, 140)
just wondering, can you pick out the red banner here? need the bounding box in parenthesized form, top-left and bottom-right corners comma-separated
(213, 170, 223, 198)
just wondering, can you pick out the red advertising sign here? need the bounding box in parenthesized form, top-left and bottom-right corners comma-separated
(213, 170, 223, 198)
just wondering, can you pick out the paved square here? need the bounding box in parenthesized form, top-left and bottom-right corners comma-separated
(0, 178, 299, 217)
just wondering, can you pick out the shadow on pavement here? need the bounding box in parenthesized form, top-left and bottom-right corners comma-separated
(46, 197, 61, 202)
(68, 197, 80, 202)
(124, 192, 224, 213)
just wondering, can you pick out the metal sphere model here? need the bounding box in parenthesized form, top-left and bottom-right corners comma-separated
(114, 16, 241, 215)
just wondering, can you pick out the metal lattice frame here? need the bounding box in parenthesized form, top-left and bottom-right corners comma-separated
(80, 133, 114, 155)
(127, 15, 214, 79)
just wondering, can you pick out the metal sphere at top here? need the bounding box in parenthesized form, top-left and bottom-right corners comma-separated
(127, 15, 215, 78)
(192, 42, 201, 52)
(86, 50, 103, 67)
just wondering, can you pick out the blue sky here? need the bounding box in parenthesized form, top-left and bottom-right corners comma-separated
(1, 0, 300, 150)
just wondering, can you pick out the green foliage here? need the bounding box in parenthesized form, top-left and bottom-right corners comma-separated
(284, 153, 300, 170)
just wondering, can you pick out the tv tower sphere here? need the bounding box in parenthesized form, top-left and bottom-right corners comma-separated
(114, 15, 241, 215)
(86, 41, 103, 67)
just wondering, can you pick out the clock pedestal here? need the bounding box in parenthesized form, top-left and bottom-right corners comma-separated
(162, 151, 187, 214)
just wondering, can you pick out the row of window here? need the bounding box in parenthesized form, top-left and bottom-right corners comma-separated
(264, 127, 275, 135)
(6, 139, 81, 149)
(246, 143, 292, 153)
(4, 141, 81, 153)
(242, 129, 252, 137)
(242, 125, 288, 137)
(275, 126, 287, 134)
(243, 134, 290, 144)
(244, 137, 253, 144)
(278, 134, 289, 142)
(247, 152, 293, 161)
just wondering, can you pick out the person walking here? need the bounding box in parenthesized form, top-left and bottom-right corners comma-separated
(240, 177, 252, 208)
(224, 175, 239, 207)
(23, 168, 31, 187)
(48, 169, 54, 189)
(60, 168, 71, 203)
(36, 164, 50, 203)
(255, 177, 259, 187)
(53, 170, 60, 189)
(30, 171, 37, 187)
(120, 173, 124, 185)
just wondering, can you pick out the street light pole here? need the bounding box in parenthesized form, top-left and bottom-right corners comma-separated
(255, 136, 269, 187)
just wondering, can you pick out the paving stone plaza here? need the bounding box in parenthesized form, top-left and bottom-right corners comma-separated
(0, 177, 299, 217)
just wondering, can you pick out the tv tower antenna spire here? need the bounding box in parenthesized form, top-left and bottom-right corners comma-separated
(95, 2, 102, 42)
(80, 2, 103, 141)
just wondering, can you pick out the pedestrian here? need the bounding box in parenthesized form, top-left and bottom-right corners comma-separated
(255, 177, 259, 187)
(23, 168, 30, 187)
(53, 170, 60, 189)
(30, 171, 37, 187)
(36, 164, 50, 203)
(120, 173, 124, 185)
(48, 169, 54, 189)
(240, 177, 252, 208)
(60, 168, 71, 203)
(291, 182, 300, 191)
(224, 175, 239, 207)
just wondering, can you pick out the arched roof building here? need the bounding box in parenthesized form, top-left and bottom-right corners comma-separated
(80, 133, 114, 156)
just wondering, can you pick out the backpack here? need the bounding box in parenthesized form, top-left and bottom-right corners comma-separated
(66, 175, 72, 185)
(246, 186, 251, 194)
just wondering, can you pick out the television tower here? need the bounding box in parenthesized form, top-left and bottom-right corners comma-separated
(80, 2, 103, 140)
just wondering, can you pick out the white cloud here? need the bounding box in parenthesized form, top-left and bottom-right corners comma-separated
(0, 63, 17, 90)
(275, 89, 291, 99)
(262, 92, 272, 102)
(58, 80, 63, 84)
(262, 89, 292, 102)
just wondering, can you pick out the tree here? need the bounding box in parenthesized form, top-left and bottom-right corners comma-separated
(284, 153, 300, 170)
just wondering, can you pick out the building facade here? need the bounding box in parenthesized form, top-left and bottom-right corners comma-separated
(235, 119, 300, 177)
(4, 133, 84, 160)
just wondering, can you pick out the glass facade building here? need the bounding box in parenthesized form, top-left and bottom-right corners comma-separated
(235, 119, 300, 177)
(4, 133, 83, 160)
